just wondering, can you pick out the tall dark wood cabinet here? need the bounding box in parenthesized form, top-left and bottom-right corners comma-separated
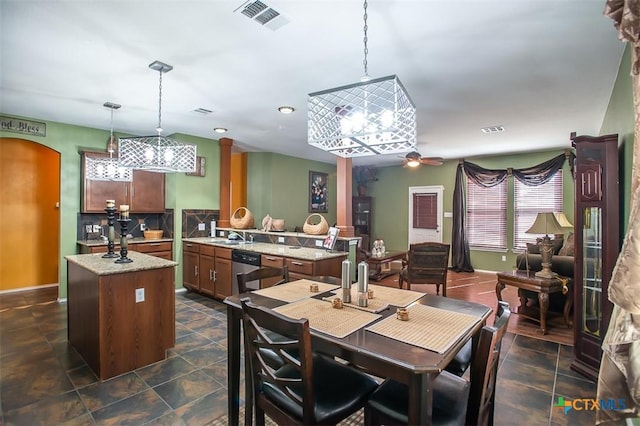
(570, 133, 620, 381)
(353, 196, 372, 250)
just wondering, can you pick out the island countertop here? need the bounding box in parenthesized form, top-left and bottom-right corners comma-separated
(65, 251, 178, 275)
(182, 237, 348, 261)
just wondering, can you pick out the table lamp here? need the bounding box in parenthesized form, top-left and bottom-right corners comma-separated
(526, 212, 565, 278)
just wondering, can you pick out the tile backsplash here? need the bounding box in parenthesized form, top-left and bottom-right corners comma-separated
(77, 210, 174, 241)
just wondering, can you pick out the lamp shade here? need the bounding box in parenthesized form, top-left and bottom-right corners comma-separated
(525, 212, 565, 236)
(553, 212, 573, 229)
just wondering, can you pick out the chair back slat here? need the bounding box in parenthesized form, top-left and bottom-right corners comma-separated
(466, 301, 511, 426)
(240, 298, 315, 424)
(237, 266, 290, 294)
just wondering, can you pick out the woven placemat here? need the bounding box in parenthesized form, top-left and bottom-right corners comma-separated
(274, 298, 381, 338)
(252, 279, 340, 303)
(331, 284, 424, 308)
(366, 304, 481, 353)
(322, 293, 389, 313)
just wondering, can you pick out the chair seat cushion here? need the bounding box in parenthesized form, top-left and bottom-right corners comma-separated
(444, 339, 472, 376)
(263, 354, 378, 424)
(366, 371, 470, 426)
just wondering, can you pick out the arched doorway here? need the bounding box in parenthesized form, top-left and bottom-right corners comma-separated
(0, 138, 60, 294)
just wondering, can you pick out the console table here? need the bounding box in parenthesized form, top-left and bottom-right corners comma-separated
(366, 250, 406, 281)
(496, 270, 572, 335)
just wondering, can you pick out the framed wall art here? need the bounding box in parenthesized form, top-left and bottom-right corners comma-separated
(309, 171, 328, 213)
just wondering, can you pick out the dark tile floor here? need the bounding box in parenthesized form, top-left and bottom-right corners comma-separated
(0, 288, 597, 425)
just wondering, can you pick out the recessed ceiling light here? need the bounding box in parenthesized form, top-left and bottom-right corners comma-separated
(213, 127, 228, 133)
(278, 106, 295, 114)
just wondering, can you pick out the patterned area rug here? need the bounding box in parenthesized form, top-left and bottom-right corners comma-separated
(207, 406, 364, 425)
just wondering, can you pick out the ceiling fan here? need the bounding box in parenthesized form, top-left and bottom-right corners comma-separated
(402, 151, 444, 168)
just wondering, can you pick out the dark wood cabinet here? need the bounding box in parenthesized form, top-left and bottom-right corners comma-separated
(81, 151, 166, 213)
(182, 242, 233, 300)
(353, 196, 372, 249)
(78, 240, 173, 260)
(571, 133, 620, 381)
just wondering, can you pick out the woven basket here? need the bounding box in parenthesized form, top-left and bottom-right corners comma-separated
(230, 207, 255, 229)
(302, 213, 329, 235)
(144, 230, 164, 240)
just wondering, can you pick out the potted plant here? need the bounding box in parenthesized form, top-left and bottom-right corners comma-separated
(354, 166, 378, 197)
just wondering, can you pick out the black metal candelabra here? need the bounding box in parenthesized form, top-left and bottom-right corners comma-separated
(115, 218, 133, 263)
(102, 206, 119, 258)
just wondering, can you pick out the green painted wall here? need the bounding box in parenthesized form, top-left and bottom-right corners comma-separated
(247, 152, 337, 230)
(599, 44, 635, 233)
(0, 117, 220, 297)
(369, 149, 574, 272)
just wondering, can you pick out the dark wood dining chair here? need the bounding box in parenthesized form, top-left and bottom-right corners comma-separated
(398, 242, 450, 296)
(240, 298, 379, 425)
(236, 266, 290, 294)
(365, 301, 511, 426)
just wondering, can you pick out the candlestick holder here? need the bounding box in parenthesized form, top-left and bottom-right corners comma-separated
(115, 218, 133, 263)
(102, 206, 119, 258)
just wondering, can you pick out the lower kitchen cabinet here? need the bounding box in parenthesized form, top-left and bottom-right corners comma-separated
(285, 256, 346, 281)
(261, 254, 285, 288)
(182, 243, 232, 300)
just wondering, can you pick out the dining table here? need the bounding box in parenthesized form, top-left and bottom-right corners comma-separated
(224, 278, 492, 425)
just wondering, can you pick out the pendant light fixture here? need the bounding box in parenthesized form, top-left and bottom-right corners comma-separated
(85, 102, 133, 182)
(307, 0, 416, 157)
(119, 61, 197, 173)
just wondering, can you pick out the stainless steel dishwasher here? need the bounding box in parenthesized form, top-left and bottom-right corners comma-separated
(231, 249, 261, 294)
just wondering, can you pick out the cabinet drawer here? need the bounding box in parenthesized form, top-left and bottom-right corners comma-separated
(262, 255, 284, 268)
(133, 241, 172, 253)
(216, 247, 232, 260)
(183, 242, 200, 254)
(148, 252, 173, 260)
(200, 244, 215, 257)
(285, 258, 314, 275)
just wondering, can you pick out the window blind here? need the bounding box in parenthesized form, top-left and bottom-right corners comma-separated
(466, 177, 507, 250)
(513, 171, 563, 250)
(412, 193, 437, 229)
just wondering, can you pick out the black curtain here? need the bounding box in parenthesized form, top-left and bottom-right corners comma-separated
(450, 152, 574, 272)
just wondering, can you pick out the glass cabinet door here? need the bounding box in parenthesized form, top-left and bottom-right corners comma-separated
(582, 207, 602, 337)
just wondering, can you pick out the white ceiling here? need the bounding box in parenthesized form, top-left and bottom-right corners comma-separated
(0, 0, 625, 167)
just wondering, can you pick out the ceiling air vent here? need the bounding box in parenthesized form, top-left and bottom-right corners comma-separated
(235, 0, 290, 30)
(481, 125, 505, 134)
(192, 108, 213, 115)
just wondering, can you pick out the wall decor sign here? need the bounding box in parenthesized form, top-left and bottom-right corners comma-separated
(309, 171, 328, 213)
(0, 116, 46, 137)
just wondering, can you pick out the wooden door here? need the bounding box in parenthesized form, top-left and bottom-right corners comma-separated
(1, 138, 60, 291)
(182, 250, 199, 291)
(199, 254, 216, 297)
(214, 257, 232, 299)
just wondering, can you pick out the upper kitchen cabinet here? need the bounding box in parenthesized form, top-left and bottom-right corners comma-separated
(81, 151, 166, 213)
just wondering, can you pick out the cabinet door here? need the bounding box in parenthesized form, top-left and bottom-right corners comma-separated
(183, 250, 199, 291)
(82, 152, 129, 213)
(130, 170, 166, 212)
(214, 257, 232, 299)
(261, 255, 284, 288)
(199, 254, 216, 297)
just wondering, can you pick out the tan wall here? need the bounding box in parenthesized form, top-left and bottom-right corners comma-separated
(1, 138, 60, 290)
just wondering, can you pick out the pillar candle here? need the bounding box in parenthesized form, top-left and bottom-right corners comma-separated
(120, 204, 129, 218)
(106, 199, 115, 208)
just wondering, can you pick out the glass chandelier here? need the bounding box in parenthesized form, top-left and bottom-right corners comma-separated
(119, 61, 197, 173)
(86, 102, 133, 182)
(307, 0, 416, 158)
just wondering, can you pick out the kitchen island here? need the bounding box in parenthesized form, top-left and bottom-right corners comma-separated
(66, 251, 177, 380)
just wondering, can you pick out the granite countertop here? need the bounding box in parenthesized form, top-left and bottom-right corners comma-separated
(182, 237, 348, 261)
(78, 237, 173, 247)
(65, 251, 178, 275)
